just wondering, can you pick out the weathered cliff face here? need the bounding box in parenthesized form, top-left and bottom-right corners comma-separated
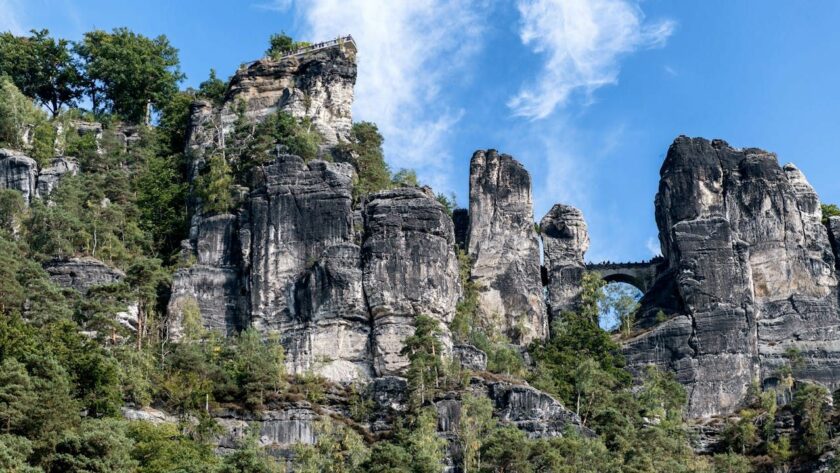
(36, 157, 78, 199)
(0, 149, 78, 208)
(223, 47, 355, 151)
(245, 156, 356, 331)
(623, 136, 840, 418)
(541, 204, 590, 323)
(467, 150, 546, 344)
(44, 257, 126, 294)
(0, 149, 38, 203)
(185, 45, 356, 183)
(362, 187, 461, 376)
(828, 216, 840, 269)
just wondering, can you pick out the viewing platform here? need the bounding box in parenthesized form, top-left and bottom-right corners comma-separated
(240, 35, 357, 69)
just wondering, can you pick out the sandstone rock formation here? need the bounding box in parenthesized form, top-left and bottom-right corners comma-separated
(36, 157, 78, 198)
(467, 150, 546, 344)
(0, 148, 38, 203)
(541, 204, 590, 324)
(362, 187, 461, 375)
(44, 257, 126, 294)
(828, 216, 840, 269)
(623, 136, 840, 418)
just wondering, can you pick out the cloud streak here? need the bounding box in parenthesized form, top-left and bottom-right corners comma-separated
(286, 0, 487, 192)
(509, 0, 675, 119)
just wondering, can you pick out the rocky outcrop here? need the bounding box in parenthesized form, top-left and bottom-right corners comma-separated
(168, 214, 243, 337)
(362, 187, 461, 376)
(44, 257, 126, 294)
(245, 155, 356, 332)
(453, 344, 487, 371)
(623, 137, 840, 418)
(36, 157, 78, 199)
(467, 150, 546, 344)
(828, 216, 840, 270)
(541, 204, 590, 324)
(287, 242, 372, 382)
(0, 149, 38, 203)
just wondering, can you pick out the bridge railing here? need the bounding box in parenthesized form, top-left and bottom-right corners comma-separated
(240, 35, 356, 69)
(585, 256, 664, 269)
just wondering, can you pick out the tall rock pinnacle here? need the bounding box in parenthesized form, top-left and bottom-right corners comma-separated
(467, 149, 547, 344)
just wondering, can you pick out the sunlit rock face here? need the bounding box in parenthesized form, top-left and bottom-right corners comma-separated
(623, 136, 840, 418)
(0, 149, 38, 203)
(362, 187, 461, 376)
(541, 204, 590, 325)
(467, 149, 547, 344)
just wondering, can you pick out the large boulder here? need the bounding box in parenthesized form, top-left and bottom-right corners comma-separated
(541, 204, 590, 324)
(362, 187, 461, 376)
(467, 150, 546, 344)
(624, 136, 840, 418)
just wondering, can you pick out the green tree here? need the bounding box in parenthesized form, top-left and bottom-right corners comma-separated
(197, 152, 234, 214)
(266, 32, 311, 59)
(401, 315, 445, 409)
(76, 28, 184, 122)
(49, 419, 138, 473)
(198, 69, 227, 105)
(293, 419, 369, 473)
(0, 29, 83, 117)
(342, 122, 391, 198)
(392, 169, 418, 187)
(0, 434, 42, 473)
(821, 203, 840, 224)
(458, 394, 495, 472)
(127, 421, 218, 473)
(792, 383, 830, 457)
(0, 76, 46, 151)
(231, 329, 287, 410)
(0, 358, 36, 433)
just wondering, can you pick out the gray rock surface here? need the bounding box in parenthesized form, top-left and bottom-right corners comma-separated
(828, 216, 840, 270)
(0, 149, 38, 203)
(168, 213, 243, 338)
(36, 157, 78, 199)
(245, 155, 356, 332)
(467, 150, 546, 344)
(288, 242, 372, 382)
(541, 204, 590, 324)
(44, 257, 126, 294)
(624, 136, 840, 418)
(362, 187, 461, 376)
(453, 344, 487, 371)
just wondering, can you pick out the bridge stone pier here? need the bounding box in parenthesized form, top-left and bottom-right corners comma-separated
(585, 258, 663, 293)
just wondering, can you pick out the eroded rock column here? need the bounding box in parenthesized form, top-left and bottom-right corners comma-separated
(467, 150, 546, 344)
(362, 187, 461, 376)
(541, 204, 590, 324)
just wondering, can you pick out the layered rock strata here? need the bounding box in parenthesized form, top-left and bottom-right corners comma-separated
(467, 150, 546, 344)
(623, 137, 840, 418)
(0, 149, 38, 203)
(541, 204, 590, 324)
(362, 187, 461, 375)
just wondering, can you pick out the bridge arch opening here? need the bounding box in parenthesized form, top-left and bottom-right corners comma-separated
(597, 281, 643, 332)
(601, 273, 646, 293)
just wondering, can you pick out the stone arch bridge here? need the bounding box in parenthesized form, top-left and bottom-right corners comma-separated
(585, 258, 663, 293)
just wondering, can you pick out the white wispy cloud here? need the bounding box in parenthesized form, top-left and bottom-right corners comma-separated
(0, 0, 25, 34)
(509, 0, 675, 119)
(282, 0, 487, 192)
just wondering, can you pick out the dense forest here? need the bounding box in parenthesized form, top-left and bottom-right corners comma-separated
(0, 27, 838, 473)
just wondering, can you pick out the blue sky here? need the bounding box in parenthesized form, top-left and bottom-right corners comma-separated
(5, 0, 840, 262)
